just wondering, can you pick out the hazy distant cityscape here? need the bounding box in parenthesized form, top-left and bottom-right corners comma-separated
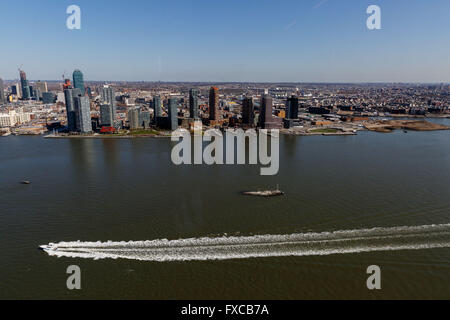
(0, 69, 449, 137)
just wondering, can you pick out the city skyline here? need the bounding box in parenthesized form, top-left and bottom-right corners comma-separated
(0, 0, 449, 82)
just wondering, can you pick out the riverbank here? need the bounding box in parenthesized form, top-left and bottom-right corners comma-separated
(387, 114, 450, 119)
(44, 134, 172, 139)
(44, 130, 173, 139)
(365, 120, 450, 133)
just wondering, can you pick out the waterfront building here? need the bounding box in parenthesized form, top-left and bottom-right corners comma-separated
(100, 104, 114, 127)
(0, 110, 31, 127)
(259, 94, 282, 129)
(128, 107, 141, 130)
(73, 95, 92, 133)
(168, 97, 178, 130)
(153, 95, 162, 119)
(139, 111, 151, 128)
(72, 69, 85, 94)
(64, 89, 76, 132)
(189, 89, 199, 119)
(242, 97, 254, 125)
(286, 95, 299, 119)
(101, 86, 116, 126)
(209, 87, 219, 120)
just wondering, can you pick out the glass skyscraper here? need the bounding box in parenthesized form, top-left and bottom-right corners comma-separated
(242, 97, 254, 125)
(74, 95, 92, 133)
(286, 96, 299, 119)
(209, 87, 219, 120)
(64, 88, 82, 132)
(72, 70, 85, 94)
(168, 97, 178, 130)
(100, 104, 114, 127)
(153, 95, 162, 118)
(19, 70, 30, 100)
(259, 94, 273, 128)
(11, 85, 18, 96)
(189, 89, 199, 119)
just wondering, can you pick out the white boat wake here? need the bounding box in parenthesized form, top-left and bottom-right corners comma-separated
(40, 224, 450, 262)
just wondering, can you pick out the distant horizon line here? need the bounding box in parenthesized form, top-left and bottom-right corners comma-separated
(2, 79, 449, 85)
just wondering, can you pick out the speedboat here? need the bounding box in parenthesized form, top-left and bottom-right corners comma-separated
(39, 245, 55, 252)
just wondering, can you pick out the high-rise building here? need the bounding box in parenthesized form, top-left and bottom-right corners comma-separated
(286, 95, 299, 119)
(100, 104, 114, 127)
(72, 69, 85, 94)
(101, 86, 114, 104)
(0, 78, 5, 103)
(242, 97, 254, 125)
(128, 107, 141, 130)
(209, 87, 219, 120)
(74, 95, 92, 133)
(153, 95, 162, 118)
(64, 88, 81, 132)
(259, 94, 281, 129)
(259, 94, 271, 128)
(32, 87, 43, 100)
(11, 85, 18, 96)
(139, 111, 151, 128)
(35, 81, 48, 94)
(189, 89, 199, 119)
(101, 86, 116, 126)
(42, 92, 56, 104)
(168, 97, 178, 130)
(19, 70, 30, 100)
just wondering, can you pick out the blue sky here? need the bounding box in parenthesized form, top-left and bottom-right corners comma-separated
(0, 0, 449, 82)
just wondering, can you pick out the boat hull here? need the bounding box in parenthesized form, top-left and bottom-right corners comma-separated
(242, 191, 284, 197)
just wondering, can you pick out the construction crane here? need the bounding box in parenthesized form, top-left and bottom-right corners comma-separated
(17, 65, 24, 77)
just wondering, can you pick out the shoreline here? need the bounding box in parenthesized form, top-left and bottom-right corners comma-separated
(3, 118, 449, 139)
(44, 134, 172, 139)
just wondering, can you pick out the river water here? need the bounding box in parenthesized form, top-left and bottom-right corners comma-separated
(1, 120, 449, 299)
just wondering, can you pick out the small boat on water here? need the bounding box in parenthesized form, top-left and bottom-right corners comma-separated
(242, 185, 284, 197)
(20, 180, 31, 185)
(39, 244, 55, 252)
